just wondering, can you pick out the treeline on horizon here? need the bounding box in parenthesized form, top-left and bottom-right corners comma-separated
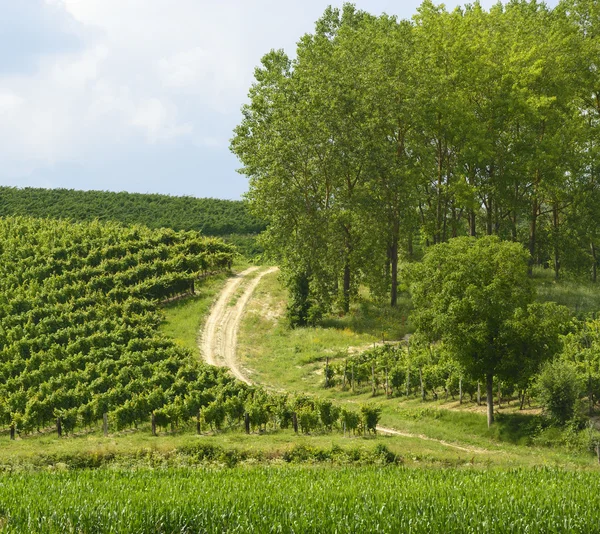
(231, 0, 600, 314)
(0, 186, 266, 237)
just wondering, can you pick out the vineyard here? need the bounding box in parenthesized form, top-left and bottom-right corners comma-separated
(0, 217, 244, 435)
(0, 187, 265, 236)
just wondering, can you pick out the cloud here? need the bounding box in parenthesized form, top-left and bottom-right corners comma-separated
(0, 0, 561, 199)
(0, 0, 87, 74)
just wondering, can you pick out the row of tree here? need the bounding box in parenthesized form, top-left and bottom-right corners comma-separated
(232, 0, 600, 321)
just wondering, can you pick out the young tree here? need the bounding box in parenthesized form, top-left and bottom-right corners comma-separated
(409, 236, 533, 426)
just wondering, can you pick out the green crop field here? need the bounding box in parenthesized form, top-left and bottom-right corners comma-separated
(0, 467, 599, 533)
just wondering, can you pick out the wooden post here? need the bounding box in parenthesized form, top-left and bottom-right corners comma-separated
(371, 362, 376, 396)
(292, 412, 298, 434)
(151, 412, 157, 436)
(385, 368, 389, 398)
(56, 417, 62, 438)
(9, 423, 15, 441)
(420, 367, 425, 401)
(244, 412, 250, 434)
(197, 412, 201, 434)
(477, 382, 481, 406)
(406, 339, 410, 397)
(325, 357, 330, 388)
(103, 413, 108, 436)
(459, 376, 463, 405)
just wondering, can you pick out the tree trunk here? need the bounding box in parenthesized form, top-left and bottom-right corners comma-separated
(553, 202, 560, 280)
(486, 197, 493, 235)
(477, 381, 481, 406)
(390, 237, 399, 308)
(292, 412, 298, 434)
(57, 417, 62, 438)
(590, 373, 594, 416)
(385, 368, 389, 397)
(486, 374, 494, 427)
(519, 389, 526, 411)
(10, 423, 15, 440)
(343, 261, 351, 314)
(151, 412, 157, 436)
(459, 376, 463, 405)
(529, 196, 538, 274)
(591, 242, 597, 283)
(469, 209, 476, 237)
(371, 362, 376, 397)
(244, 412, 250, 434)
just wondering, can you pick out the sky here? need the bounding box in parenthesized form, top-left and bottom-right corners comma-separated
(0, 0, 559, 200)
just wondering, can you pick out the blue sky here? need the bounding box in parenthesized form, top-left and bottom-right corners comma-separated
(0, 0, 559, 200)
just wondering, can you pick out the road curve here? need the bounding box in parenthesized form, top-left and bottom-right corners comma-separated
(200, 266, 486, 453)
(200, 266, 278, 384)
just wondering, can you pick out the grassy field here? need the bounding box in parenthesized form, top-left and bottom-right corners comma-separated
(1, 466, 599, 533)
(236, 270, 600, 468)
(533, 267, 600, 314)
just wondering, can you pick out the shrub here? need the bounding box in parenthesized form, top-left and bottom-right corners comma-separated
(536, 359, 582, 425)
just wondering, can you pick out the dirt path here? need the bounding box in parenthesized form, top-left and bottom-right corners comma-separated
(200, 266, 278, 384)
(200, 266, 486, 454)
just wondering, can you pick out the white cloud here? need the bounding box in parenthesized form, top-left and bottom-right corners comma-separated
(0, 92, 23, 114)
(3, 0, 561, 197)
(131, 97, 192, 142)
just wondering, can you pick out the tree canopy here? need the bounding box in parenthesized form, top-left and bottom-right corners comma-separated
(409, 236, 568, 425)
(231, 0, 600, 322)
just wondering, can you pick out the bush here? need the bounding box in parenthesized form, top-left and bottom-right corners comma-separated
(360, 405, 382, 434)
(536, 359, 582, 425)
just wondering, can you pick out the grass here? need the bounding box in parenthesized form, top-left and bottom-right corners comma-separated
(238, 271, 411, 393)
(237, 270, 600, 468)
(533, 266, 600, 315)
(0, 421, 518, 470)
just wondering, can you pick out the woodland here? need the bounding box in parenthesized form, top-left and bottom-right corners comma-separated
(232, 0, 600, 314)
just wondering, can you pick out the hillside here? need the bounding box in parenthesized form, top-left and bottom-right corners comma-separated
(0, 187, 266, 236)
(0, 216, 243, 435)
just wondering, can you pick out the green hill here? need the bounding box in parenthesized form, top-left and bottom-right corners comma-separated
(0, 187, 265, 236)
(0, 216, 242, 435)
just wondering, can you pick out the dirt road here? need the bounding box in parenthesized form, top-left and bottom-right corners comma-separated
(200, 266, 278, 384)
(200, 266, 486, 454)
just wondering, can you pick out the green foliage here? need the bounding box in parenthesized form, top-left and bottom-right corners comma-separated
(0, 216, 237, 435)
(0, 186, 265, 236)
(2, 467, 598, 532)
(536, 359, 582, 425)
(360, 405, 381, 434)
(233, 0, 600, 321)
